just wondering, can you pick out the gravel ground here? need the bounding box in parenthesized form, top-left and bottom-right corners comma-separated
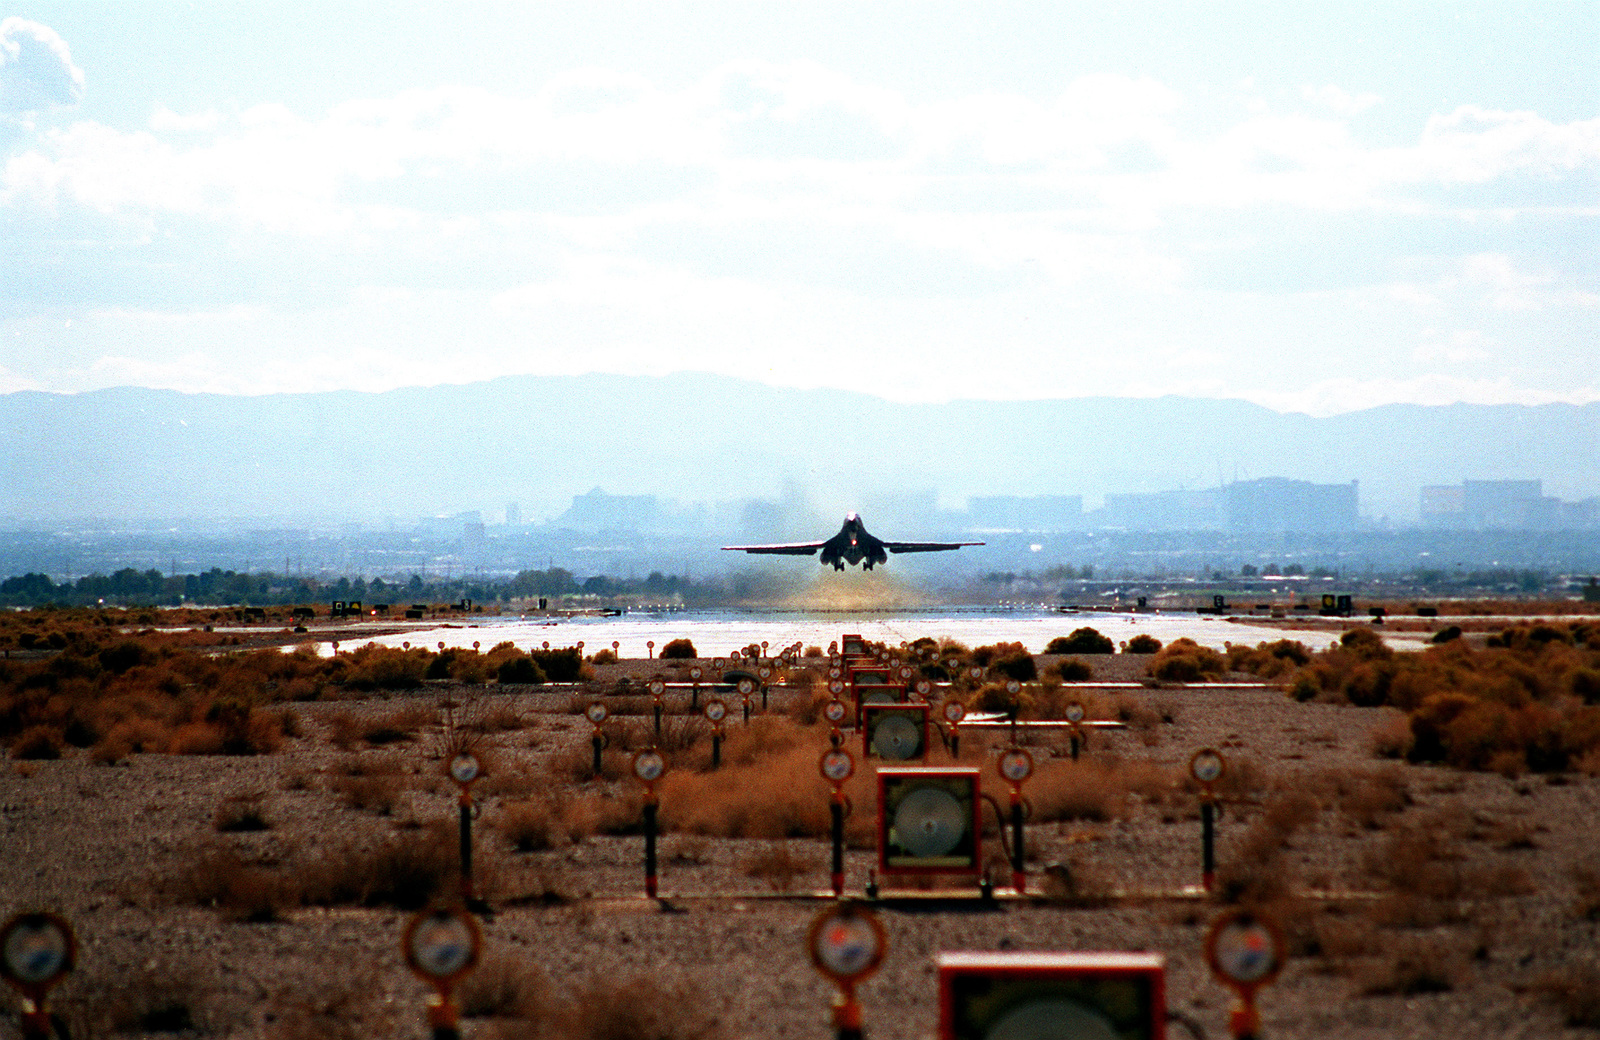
(4, 650, 1600, 1039)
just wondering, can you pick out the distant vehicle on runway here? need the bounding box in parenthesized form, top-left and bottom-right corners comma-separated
(722, 513, 983, 571)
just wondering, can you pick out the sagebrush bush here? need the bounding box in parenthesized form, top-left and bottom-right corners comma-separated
(1025, 758, 1167, 823)
(659, 638, 698, 660)
(497, 654, 548, 685)
(741, 841, 817, 893)
(1147, 638, 1226, 682)
(1045, 658, 1092, 681)
(1046, 628, 1114, 655)
(1123, 634, 1162, 654)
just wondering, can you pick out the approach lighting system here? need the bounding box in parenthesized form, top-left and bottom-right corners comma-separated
(821, 747, 856, 784)
(448, 752, 480, 787)
(1205, 909, 1286, 1040)
(877, 766, 982, 879)
(809, 901, 885, 985)
(403, 904, 482, 1040)
(936, 950, 1167, 1040)
(820, 749, 856, 895)
(1190, 748, 1226, 787)
(404, 906, 481, 987)
(633, 749, 666, 785)
(1, 911, 76, 1006)
(862, 703, 931, 762)
(1190, 748, 1228, 892)
(998, 747, 1033, 785)
(807, 901, 886, 1038)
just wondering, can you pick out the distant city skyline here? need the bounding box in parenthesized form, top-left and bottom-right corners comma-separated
(1, 3, 1596, 417)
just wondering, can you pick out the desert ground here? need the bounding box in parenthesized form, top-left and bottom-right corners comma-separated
(4, 625, 1600, 1039)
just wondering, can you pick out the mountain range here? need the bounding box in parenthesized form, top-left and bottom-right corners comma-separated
(3, 374, 1597, 527)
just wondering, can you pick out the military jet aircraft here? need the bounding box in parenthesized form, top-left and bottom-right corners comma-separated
(722, 513, 983, 570)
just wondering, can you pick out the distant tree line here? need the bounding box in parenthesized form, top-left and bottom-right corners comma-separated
(0, 564, 775, 609)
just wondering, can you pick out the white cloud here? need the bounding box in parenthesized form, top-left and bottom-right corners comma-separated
(0, 18, 83, 114)
(1411, 105, 1600, 183)
(3, 62, 1598, 411)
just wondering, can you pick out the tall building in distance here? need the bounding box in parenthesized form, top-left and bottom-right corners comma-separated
(1224, 478, 1360, 533)
(1420, 480, 1597, 529)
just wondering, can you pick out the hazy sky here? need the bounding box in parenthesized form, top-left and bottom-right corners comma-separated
(1, 2, 1595, 415)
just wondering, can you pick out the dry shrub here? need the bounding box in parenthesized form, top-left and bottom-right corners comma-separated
(480, 974, 726, 1040)
(1039, 858, 1114, 904)
(90, 717, 169, 762)
(784, 684, 830, 725)
(213, 793, 270, 832)
(1368, 712, 1414, 759)
(168, 721, 226, 755)
(1571, 860, 1600, 920)
(458, 948, 558, 1020)
(327, 705, 432, 749)
(166, 707, 284, 756)
(714, 715, 812, 768)
(327, 752, 413, 813)
(1363, 824, 1470, 927)
(555, 790, 645, 839)
(659, 740, 853, 841)
(624, 713, 709, 756)
(470, 701, 528, 734)
(1217, 790, 1318, 904)
(265, 968, 395, 1040)
(297, 825, 459, 910)
(1045, 657, 1093, 681)
(166, 846, 293, 923)
(548, 741, 631, 784)
(1225, 639, 1313, 680)
(77, 962, 207, 1036)
(741, 841, 817, 892)
(1531, 965, 1600, 1028)
(1026, 758, 1164, 823)
(1045, 629, 1113, 655)
(1147, 638, 1226, 682)
(658, 638, 698, 660)
(1356, 935, 1464, 996)
(1329, 765, 1410, 829)
(1313, 913, 1379, 962)
(562, 975, 725, 1040)
(496, 796, 590, 851)
(11, 723, 66, 759)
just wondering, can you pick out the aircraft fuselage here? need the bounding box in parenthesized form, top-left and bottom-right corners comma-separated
(820, 514, 890, 570)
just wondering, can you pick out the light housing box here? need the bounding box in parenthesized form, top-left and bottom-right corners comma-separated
(936, 950, 1166, 1040)
(876, 766, 981, 877)
(862, 702, 929, 762)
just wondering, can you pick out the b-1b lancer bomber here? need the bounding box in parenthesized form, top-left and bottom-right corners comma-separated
(721, 513, 983, 571)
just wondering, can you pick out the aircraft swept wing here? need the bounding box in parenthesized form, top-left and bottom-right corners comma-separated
(722, 513, 983, 570)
